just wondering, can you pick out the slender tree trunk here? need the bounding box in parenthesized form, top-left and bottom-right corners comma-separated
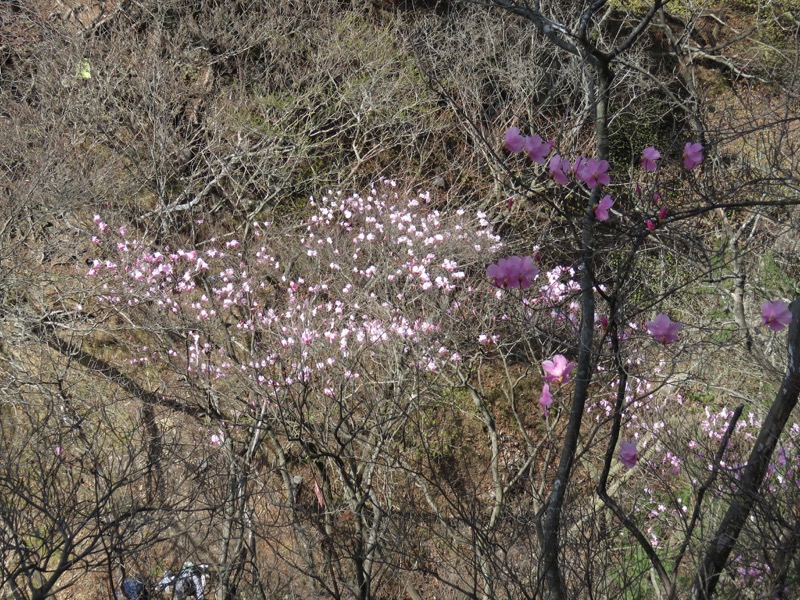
(216, 453, 240, 600)
(141, 403, 163, 502)
(770, 519, 799, 598)
(536, 60, 610, 600)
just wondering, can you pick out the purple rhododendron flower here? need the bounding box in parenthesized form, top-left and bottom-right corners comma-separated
(777, 446, 788, 467)
(619, 441, 638, 468)
(549, 154, 571, 185)
(524, 135, 553, 164)
(575, 158, 611, 189)
(594, 194, 614, 221)
(646, 313, 682, 345)
(505, 127, 526, 153)
(761, 300, 793, 332)
(542, 354, 576, 385)
(683, 141, 703, 169)
(539, 384, 553, 417)
(641, 146, 661, 172)
(486, 255, 539, 289)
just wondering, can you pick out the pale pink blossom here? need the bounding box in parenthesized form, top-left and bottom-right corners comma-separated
(524, 135, 553, 164)
(314, 480, 325, 508)
(549, 154, 571, 185)
(54, 446, 65, 456)
(761, 300, 793, 332)
(478, 334, 498, 346)
(575, 158, 610, 189)
(505, 127, 526, 153)
(539, 384, 553, 417)
(640, 147, 661, 172)
(619, 441, 638, 468)
(486, 256, 539, 289)
(683, 141, 704, 169)
(646, 314, 682, 345)
(542, 354, 576, 385)
(594, 195, 614, 221)
(211, 431, 225, 447)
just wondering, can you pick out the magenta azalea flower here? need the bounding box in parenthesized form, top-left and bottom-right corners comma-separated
(542, 354, 576, 385)
(575, 158, 611, 189)
(549, 154, 571, 185)
(658, 206, 668, 221)
(683, 141, 704, 169)
(594, 194, 614, 222)
(619, 440, 638, 468)
(641, 146, 661, 171)
(539, 384, 553, 417)
(486, 255, 539, 289)
(505, 127, 526, 153)
(524, 135, 553, 165)
(573, 155, 587, 177)
(646, 220, 656, 232)
(646, 313, 682, 345)
(761, 300, 793, 332)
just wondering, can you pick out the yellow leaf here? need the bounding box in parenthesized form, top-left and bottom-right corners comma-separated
(76, 58, 92, 79)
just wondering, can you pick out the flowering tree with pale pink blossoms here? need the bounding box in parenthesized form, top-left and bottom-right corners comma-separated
(82, 181, 578, 599)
